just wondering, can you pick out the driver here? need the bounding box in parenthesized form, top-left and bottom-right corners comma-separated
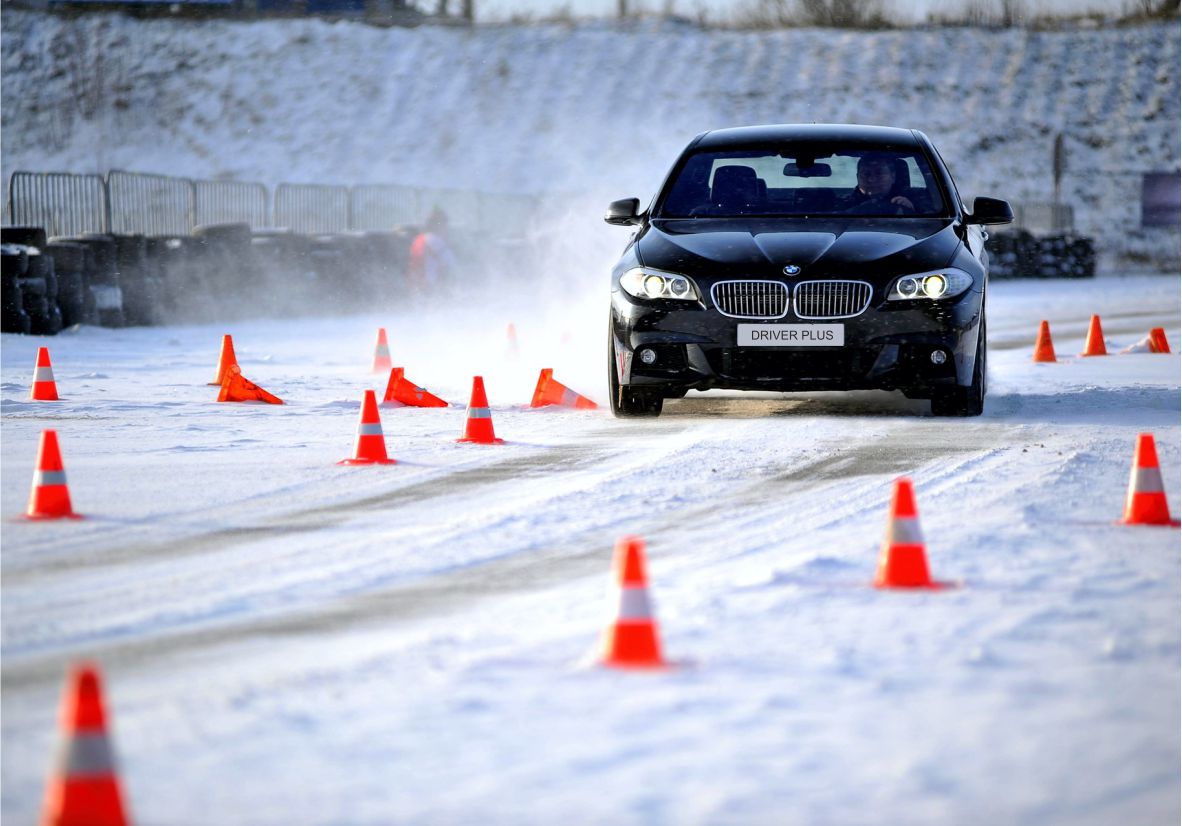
(841, 155, 915, 214)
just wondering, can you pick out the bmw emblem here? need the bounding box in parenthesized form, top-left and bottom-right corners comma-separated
(783, 264, 801, 276)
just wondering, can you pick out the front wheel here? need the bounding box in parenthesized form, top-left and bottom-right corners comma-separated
(931, 319, 986, 417)
(608, 323, 664, 418)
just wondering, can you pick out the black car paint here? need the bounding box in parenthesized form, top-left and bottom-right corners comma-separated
(607, 124, 1007, 403)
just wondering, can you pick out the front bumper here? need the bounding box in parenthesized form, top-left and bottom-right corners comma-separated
(611, 289, 983, 395)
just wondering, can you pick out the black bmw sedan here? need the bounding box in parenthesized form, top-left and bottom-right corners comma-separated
(605, 123, 1013, 417)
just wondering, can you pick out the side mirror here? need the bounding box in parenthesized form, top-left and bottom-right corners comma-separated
(968, 196, 1014, 226)
(604, 197, 643, 226)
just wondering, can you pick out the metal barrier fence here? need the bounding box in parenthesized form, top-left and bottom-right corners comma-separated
(8, 169, 541, 239)
(108, 170, 195, 236)
(195, 180, 269, 228)
(350, 184, 421, 231)
(274, 183, 350, 234)
(5, 172, 108, 237)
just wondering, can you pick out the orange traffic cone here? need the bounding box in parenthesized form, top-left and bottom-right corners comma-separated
(26, 430, 81, 520)
(530, 368, 599, 410)
(1081, 315, 1108, 356)
(30, 347, 60, 401)
(1033, 320, 1057, 363)
(457, 376, 504, 444)
(506, 323, 519, 361)
(41, 662, 130, 826)
(208, 334, 238, 386)
(339, 390, 396, 465)
(1121, 433, 1179, 527)
(372, 328, 392, 373)
(601, 536, 669, 669)
(217, 365, 283, 404)
(382, 367, 448, 408)
(1150, 327, 1171, 354)
(875, 478, 949, 589)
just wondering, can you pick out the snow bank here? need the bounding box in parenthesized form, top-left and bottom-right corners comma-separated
(2, 12, 1178, 266)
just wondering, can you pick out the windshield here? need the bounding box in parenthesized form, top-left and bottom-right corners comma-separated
(656, 144, 950, 219)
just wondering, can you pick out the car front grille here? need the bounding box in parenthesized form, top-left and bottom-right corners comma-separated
(711, 280, 789, 319)
(793, 280, 873, 319)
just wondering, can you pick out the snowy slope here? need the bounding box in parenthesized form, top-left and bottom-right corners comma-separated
(1, 272, 1179, 824)
(1, 11, 1178, 265)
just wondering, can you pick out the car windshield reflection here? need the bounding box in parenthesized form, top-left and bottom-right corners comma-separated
(657, 145, 951, 219)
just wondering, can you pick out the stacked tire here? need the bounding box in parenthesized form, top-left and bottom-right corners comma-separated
(2, 226, 63, 335)
(2, 242, 32, 333)
(192, 223, 255, 320)
(985, 230, 1095, 279)
(75, 234, 125, 327)
(44, 241, 97, 327)
(250, 229, 316, 317)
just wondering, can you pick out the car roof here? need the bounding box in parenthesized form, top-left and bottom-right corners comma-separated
(693, 123, 925, 149)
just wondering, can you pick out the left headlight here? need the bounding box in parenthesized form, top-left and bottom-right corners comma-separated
(619, 268, 701, 301)
(887, 268, 974, 301)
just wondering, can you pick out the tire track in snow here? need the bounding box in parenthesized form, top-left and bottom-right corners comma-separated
(2, 412, 1003, 694)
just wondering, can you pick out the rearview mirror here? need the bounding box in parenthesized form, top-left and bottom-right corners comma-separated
(968, 196, 1014, 226)
(783, 162, 832, 178)
(604, 198, 643, 226)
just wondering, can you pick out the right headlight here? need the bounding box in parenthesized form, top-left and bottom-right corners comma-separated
(619, 268, 701, 301)
(887, 268, 974, 301)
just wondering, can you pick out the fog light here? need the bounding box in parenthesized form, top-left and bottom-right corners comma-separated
(639, 348, 657, 365)
(930, 349, 947, 365)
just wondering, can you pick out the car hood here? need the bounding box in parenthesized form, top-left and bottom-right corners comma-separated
(639, 218, 960, 280)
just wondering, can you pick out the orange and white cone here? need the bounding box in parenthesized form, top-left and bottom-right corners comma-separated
(456, 376, 504, 444)
(382, 367, 449, 408)
(30, 347, 60, 401)
(216, 365, 283, 404)
(874, 478, 949, 589)
(1150, 327, 1171, 354)
(1080, 314, 1108, 356)
(601, 536, 669, 669)
(530, 368, 598, 410)
(208, 334, 238, 386)
(41, 662, 130, 826)
(1033, 320, 1057, 363)
(339, 389, 396, 465)
(26, 430, 81, 520)
(1121, 433, 1179, 527)
(372, 328, 393, 373)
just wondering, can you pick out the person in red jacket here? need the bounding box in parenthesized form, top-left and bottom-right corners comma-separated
(407, 207, 458, 295)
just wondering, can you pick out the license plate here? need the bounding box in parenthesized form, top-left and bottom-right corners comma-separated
(737, 324, 844, 347)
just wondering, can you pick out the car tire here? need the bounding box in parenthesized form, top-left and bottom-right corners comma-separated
(931, 318, 985, 417)
(608, 319, 664, 418)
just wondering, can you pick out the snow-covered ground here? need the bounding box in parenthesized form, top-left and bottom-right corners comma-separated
(2, 12, 1178, 266)
(1, 272, 1179, 824)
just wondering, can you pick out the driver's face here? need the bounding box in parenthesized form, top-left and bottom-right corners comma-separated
(857, 161, 895, 196)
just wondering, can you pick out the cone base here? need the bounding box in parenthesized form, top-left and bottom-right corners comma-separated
(457, 437, 505, 444)
(601, 658, 674, 671)
(337, 457, 397, 465)
(1119, 517, 1181, 528)
(23, 512, 83, 521)
(874, 579, 955, 591)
